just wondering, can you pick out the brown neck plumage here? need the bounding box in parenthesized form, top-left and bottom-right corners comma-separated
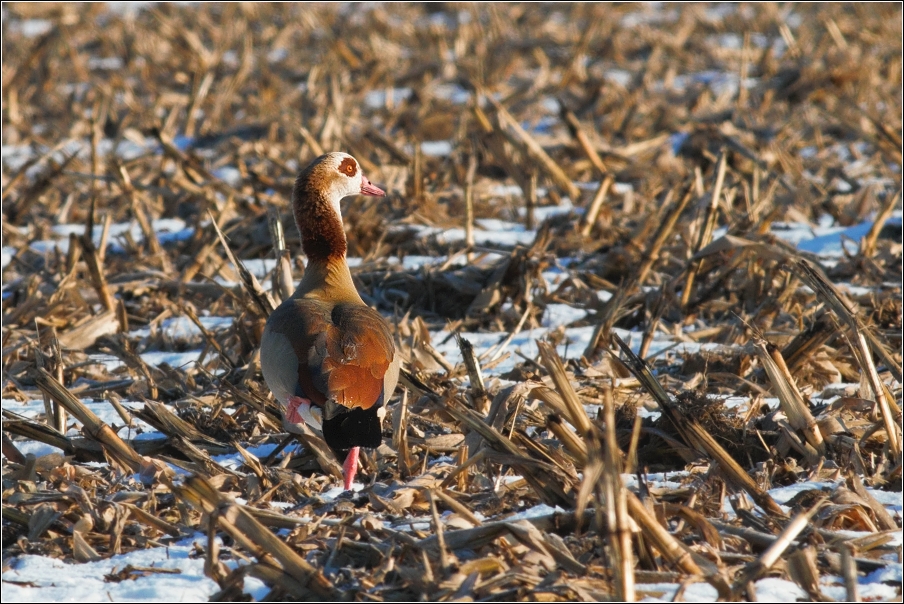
(293, 175, 347, 263)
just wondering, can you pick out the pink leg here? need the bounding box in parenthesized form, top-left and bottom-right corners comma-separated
(342, 446, 360, 491)
(285, 395, 310, 425)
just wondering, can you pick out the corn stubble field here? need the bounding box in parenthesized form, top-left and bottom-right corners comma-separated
(2, 3, 902, 602)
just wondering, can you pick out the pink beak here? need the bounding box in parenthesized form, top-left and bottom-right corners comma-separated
(360, 174, 385, 197)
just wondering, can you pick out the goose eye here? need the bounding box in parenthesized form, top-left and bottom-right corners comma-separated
(338, 157, 358, 177)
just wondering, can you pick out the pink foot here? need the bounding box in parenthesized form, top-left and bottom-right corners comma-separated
(342, 447, 360, 491)
(286, 395, 310, 425)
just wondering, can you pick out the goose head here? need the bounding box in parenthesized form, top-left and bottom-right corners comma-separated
(292, 152, 385, 262)
(297, 152, 384, 213)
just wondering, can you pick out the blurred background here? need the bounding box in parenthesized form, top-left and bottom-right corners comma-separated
(3, 3, 900, 253)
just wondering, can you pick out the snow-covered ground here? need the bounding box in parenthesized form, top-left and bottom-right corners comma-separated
(3, 207, 900, 601)
(3, 476, 899, 602)
(3, 537, 270, 602)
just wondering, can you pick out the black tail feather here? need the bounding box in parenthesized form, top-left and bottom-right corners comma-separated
(322, 402, 383, 459)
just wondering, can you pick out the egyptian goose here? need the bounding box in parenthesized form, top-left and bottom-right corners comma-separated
(260, 152, 399, 490)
